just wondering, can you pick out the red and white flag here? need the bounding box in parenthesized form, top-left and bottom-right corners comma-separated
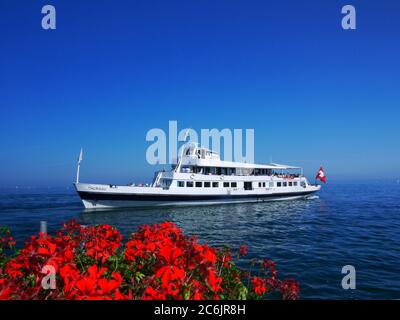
(315, 166, 326, 184)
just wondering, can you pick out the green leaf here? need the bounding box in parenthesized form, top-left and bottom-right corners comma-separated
(238, 285, 248, 300)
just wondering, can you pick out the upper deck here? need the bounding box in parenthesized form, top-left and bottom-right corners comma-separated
(177, 144, 301, 171)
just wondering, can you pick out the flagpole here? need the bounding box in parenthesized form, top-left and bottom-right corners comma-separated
(76, 148, 83, 184)
(76, 162, 80, 184)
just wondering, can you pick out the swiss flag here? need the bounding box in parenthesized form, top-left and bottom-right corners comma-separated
(315, 166, 327, 184)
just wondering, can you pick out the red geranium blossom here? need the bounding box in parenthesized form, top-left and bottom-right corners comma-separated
(239, 244, 247, 256)
(252, 276, 267, 296)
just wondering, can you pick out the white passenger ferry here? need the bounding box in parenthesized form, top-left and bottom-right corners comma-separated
(75, 143, 321, 209)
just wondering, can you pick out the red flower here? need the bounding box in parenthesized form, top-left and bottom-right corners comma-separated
(64, 264, 122, 300)
(252, 276, 267, 296)
(239, 244, 247, 256)
(143, 286, 166, 300)
(80, 225, 122, 263)
(207, 269, 222, 293)
(279, 279, 300, 300)
(98, 273, 121, 294)
(203, 248, 217, 264)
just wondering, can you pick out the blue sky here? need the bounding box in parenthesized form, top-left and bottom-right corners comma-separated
(0, 0, 399, 187)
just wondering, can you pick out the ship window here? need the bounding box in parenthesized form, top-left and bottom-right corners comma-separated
(269, 182, 274, 188)
(258, 182, 262, 188)
(231, 182, 237, 188)
(213, 182, 219, 188)
(177, 181, 184, 187)
(223, 182, 229, 188)
(277, 182, 282, 187)
(195, 182, 202, 188)
(244, 182, 253, 190)
(204, 182, 211, 188)
(289, 182, 293, 186)
(161, 179, 172, 188)
(294, 181, 298, 186)
(263, 182, 266, 187)
(186, 181, 194, 187)
(283, 182, 287, 187)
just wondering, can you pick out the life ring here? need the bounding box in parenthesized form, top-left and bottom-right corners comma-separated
(190, 174, 195, 179)
(220, 175, 224, 180)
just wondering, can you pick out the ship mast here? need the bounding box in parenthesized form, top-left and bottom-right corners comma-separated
(76, 148, 83, 184)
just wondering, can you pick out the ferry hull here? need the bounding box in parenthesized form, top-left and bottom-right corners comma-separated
(77, 189, 319, 209)
(81, 196, 309, 209)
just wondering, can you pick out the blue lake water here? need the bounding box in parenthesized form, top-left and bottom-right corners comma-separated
(0, 182, 399, 299)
